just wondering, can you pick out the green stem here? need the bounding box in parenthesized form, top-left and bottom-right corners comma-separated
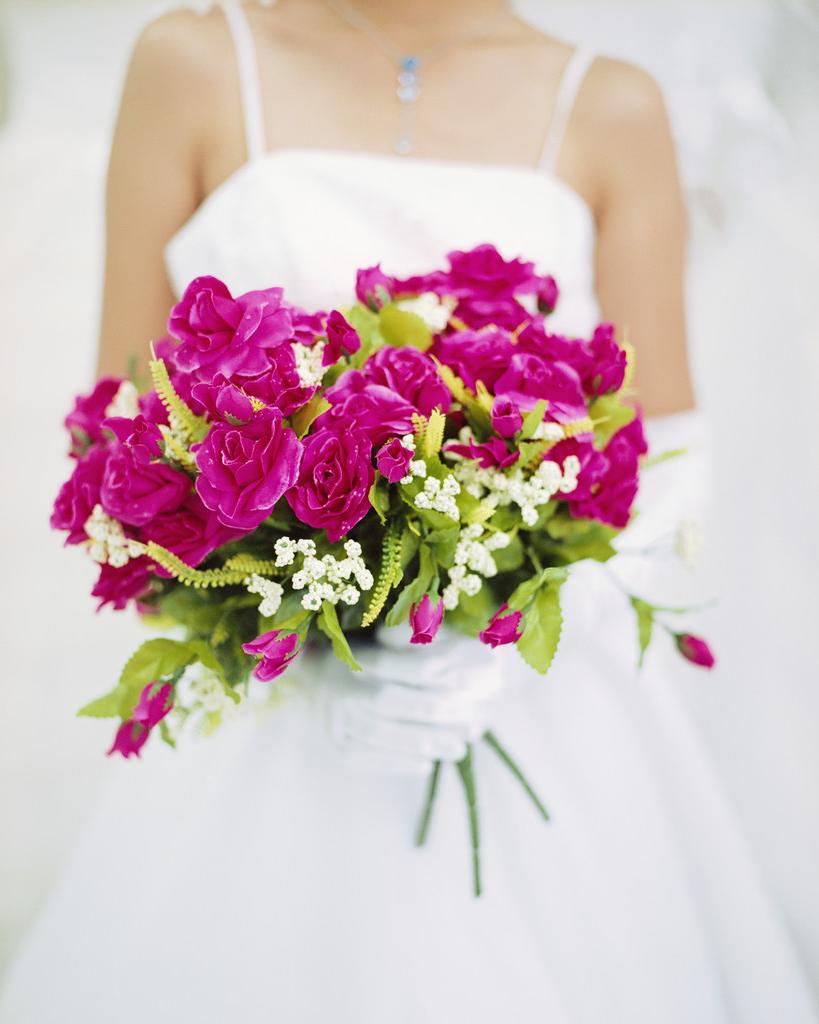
(456, 745, 482, 898)
(483, 731, 550, 822)
(415, 760, 442, 847)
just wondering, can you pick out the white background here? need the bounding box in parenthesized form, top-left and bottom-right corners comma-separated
(0, 0, 817, 994)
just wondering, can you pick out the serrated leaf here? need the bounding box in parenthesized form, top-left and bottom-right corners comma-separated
(379, 304, 432, 350)
(184, 639, 240, 703)
(506, 572, 546, 612)
(385, 544, 435, 626)
(630, 597, 655, 667)
(517, 583, 564, 675)
(519, 399, 549, 440)
(317, 601, 361, 672)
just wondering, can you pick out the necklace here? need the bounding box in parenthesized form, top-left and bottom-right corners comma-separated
(323, 0, 497, 156)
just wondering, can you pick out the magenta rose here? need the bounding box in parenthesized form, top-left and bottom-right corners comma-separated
(566, 417, 647, 528)
(286, 427, 374, 543)
(391, 269, 450, 297)
(446, 244, 537, 299)
(143, 493, 245, 571)
(241, 344, 316, 416)
(675, 633, 716, 669)
(548, 438, 607, 503)
(362, 347, 451, 416)
(107, 681, 173, 759)
(376, 437, 413, 483)
(445, 435, 519, 470)
(490, 396, 523, 437)
(100, 449, 190, 528)
(287, 304, 327, 345)
(479, 603, 523, 648)
(316, 375, 416, 446)
(50, 446, 109, 543)
(194, 406, 302, 531)
(356, 265, 393, 309)
(432, 329, 516, 392)
(65, 378, 122, 455)
(494, 353, 588, 422)
(453, 296, 532, 332)
(92, 557, 153, 611)
(243, 630, 300, 682)
(103, 414, 163, 465)
(409, 594, 445, 644)
(582, 323, 627, 396)
(169, 276, 293, 382)
(191, 375, 254, 425)
(323, 310, 361, 366)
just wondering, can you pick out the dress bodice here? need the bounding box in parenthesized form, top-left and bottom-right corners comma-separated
(164, 147, 600, 336)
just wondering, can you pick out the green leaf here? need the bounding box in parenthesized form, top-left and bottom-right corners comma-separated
(519, 399, 548, 440)
(630, 597, 654, 668)
(506, 572, 546, 612)
(385, 544, 435, 626)
(491, 535, 524, 573)
(184, 640, 240, 704)
(78, 638, 196, 720)
(517, 582, 564, 675)
(346, 302, 383, 367)
(589, 394, 636, 447)
(368, 475, 391, 523)
(317, 601, 361, 672)
(642, 447, 687, 470)
(379, 304, 432, 351)
(290, 394, 331, 438)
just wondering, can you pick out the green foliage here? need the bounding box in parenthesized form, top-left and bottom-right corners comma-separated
(291, 394, 331, 438)
(379, 303, 432, 351)
(589, 394, 636, 447)
(346, 302, 383, 367)
(423, 409, 446, 458)
(361, 522, 404, 627)
(317, 601, 361, 671)
(491, 534, 524, 573)
(368, 475, 391, 523)
(642, 447, 687, 470)
(630, 596, 655, 668)
(519, 400, 549, 440)
(145, 543, 280, 589)
(385, 543, 436, 626)
(517, 577, 565, 675)
(149, 357, 208, 443)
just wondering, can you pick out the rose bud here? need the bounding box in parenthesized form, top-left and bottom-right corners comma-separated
(536, 275, 559, 314)
(409, 594, 445, 644)
(479, 603, 523, 648)
(242, 630, 300, 681)
(323, 310, 361, 366)
(674, 633, 716, 669)
(490, 396, 523, 438)
(376, 437, 413, 483)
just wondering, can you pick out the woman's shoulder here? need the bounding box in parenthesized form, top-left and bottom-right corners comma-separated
(583, 54, 668, 129)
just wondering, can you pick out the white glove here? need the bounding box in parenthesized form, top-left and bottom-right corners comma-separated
(327, 623, 504, 775)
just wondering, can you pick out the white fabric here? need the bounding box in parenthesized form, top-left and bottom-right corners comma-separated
(2, 45, 817, 1024)
(538, 46, 596, 173)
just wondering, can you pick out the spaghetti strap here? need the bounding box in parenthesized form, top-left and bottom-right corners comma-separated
(220, 0, 268, 162)
(538, 46, 596, 175)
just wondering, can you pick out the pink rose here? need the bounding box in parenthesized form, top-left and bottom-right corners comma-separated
(103, 414, 163, 465)
(323, 310, 361, 365)
(286, 427, 374, 543)
(409, 594, 444, 644)
(100, 449, 190, 528)
(191, 375, 254, 425)
(479, 603, 523, 648)
(170, 276, 293, 383)
(65, 377, 122, 455)
(453, 296, 532, 332)
(391, 269, 450, 296)
(242, 630, 300, 681)
(194, 406, 302, 531)
(675, 633, 716, 669)
(376, 437, 413, 483)
(287, 305, 327, 345)
(490, 396, 523, 437)
(356, 265, 393, 309)
(92, 557, 153, 611)
(446, 244, 537, 299)
(565, 417, 647, 528)
(494, 353, 588, 422)
(50, 446, 109, 544)
(316, 375, 416, 446)
(362, 347, 451, 416)
(432, 329, 516, 392)
(582, 323, 627, 396)
(107, 681, 173, 759)
(241, 344, 316, 416)
(143, 493, 245, 571)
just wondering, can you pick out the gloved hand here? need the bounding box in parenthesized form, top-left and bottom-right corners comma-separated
(327, 622, 505, 775)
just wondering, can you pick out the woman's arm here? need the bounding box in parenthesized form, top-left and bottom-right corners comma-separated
(96, 11, 222, 380)
(564, 59, 695, 417)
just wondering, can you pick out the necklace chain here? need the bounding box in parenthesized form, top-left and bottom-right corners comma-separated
(322, 0, 500, 155)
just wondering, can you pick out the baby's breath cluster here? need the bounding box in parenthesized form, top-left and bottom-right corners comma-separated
(245, 574, 284, 617)
(395, 292, 455, 332)
(442, 523, 511, 610)
(293, 341, 327, 388)
(104, 380, 140, 420)
(84, 504, 143, 567)
(275, 537, 374, 611)
(447, 430, 581, 526)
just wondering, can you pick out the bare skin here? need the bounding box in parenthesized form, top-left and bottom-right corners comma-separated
(98, 0, 694, 415)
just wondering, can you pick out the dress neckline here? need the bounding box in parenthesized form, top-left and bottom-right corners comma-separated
(166, 146, 596, 259)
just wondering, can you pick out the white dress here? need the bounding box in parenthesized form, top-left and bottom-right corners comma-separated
(1, 6, 816, 1022)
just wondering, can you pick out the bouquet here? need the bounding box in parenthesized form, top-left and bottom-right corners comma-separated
(51, 243, 714, 893)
